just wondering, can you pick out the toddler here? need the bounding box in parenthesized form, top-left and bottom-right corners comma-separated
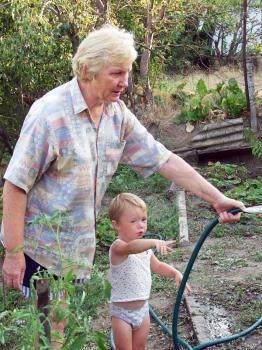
(108, 192, 191, 350)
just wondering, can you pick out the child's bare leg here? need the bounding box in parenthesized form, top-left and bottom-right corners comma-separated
(132, 313, 150, 350)
(111, 316, 132, 350)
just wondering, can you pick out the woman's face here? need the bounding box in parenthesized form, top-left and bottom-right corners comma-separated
(90, 64, 130, 103)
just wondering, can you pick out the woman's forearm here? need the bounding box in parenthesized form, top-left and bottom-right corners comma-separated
(3, 180, 27, 252)
(158, 154, 224, 205)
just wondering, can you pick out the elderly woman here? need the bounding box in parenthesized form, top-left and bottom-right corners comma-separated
(1, 25, 244, 348)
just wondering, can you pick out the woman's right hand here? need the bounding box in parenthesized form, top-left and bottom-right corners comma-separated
(2, 251, 25, 292)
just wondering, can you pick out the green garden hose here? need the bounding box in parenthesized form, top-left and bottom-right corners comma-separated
(109, 207, 262, 350)
(172, 207, 262, 350)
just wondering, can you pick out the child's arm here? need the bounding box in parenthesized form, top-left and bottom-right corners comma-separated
(111, 239, 176, 257)
(151, 254, 191, 294)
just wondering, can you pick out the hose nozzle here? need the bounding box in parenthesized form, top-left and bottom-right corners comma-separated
(243, 205, 262, 214)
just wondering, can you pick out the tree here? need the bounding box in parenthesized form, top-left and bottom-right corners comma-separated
(0, 0, 101, 151)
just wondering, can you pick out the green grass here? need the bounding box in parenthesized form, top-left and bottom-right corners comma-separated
(253, 251, 262, 262)
(106, 165, 170, 197)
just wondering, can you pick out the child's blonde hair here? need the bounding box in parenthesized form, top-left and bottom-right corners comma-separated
(109, 193, 147, 221)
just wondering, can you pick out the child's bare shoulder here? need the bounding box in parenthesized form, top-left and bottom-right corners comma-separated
(111, 239, 127, 252)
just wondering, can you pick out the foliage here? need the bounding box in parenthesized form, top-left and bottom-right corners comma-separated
(97, 165, 178, 253)
(225, 177, 262, 206)
(0, 211, 109, 349)
(147, 197, 179, 240)
(218, 78, 247, 116)
(178, 79, 215, 121)
(163, 0, 261, 71)
(248, 43, 262, 55)
(0, 0, 260, 157)
(198, 162, 262, 206)
(253, 251, 262, 263)
(0, 269, 109, 349)
(175, 78, 246, 122)
(243, 128, 262, 158)
(106, 165, 139, 195)
(107, 165, 170, 196)
(0, 1, 73, 150)
(96, 213, 116, 249)
(200, 161, 248, 190)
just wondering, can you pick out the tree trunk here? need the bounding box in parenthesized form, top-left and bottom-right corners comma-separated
(242, 0, 250, 113)
(67, 24, 80, 54)
(0, 127, 13, 155)
(139, 0, 154, 106)
(214, 30, 222, 64)
(94, 0, 108, 27)
(227, 9, 243, 63)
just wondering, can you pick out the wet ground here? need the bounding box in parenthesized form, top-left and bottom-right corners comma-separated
(181, 194, 262, 350)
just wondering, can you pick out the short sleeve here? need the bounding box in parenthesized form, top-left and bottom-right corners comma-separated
(120, 105, 172, 177)
(4, 102, 57, 193)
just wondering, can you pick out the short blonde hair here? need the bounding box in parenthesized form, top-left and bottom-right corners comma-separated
(109, 193, 147, 221)
(72, 24, 137, 80)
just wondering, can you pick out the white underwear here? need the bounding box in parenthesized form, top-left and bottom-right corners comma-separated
(109, 301, 149, 329)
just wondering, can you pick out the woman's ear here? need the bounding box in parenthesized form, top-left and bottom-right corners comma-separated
(82, 65, 92, 80)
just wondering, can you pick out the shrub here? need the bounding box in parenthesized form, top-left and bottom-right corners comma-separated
(175, 78, 246, 123)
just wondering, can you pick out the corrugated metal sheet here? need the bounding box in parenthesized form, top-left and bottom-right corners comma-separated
(174, 118, 250, 160)
(190, 117, 249, 153)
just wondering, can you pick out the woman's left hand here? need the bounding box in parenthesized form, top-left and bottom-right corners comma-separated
(213, 196, 245, 224)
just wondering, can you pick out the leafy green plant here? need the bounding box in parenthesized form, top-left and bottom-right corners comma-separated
(248, 43, 262, 55)
(96, 213, 116, 249)
(218, 78, 246, 117)
(106, 165, 139, 195)
(213, 225, 225, 238)
(175, 78, 246, 123)
(199, 162, 248, 191)
(170, 81, 189, 106)
(198, 162, 262, 206)
(244, 128, 262, 158)
(225, 177, 262, 206)
(0, 211, 109, 350)
(179, 79, 215, 122)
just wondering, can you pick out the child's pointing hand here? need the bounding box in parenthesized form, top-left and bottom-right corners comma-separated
(154, 239, 176, 255)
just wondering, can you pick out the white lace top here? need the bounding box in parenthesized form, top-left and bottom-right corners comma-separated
(109, 243, 152, 302)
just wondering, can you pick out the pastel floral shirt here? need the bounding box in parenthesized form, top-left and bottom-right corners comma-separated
(1, 77, 171, 279)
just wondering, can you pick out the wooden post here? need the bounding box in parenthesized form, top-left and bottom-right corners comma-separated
(246, 57, 258, 132)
